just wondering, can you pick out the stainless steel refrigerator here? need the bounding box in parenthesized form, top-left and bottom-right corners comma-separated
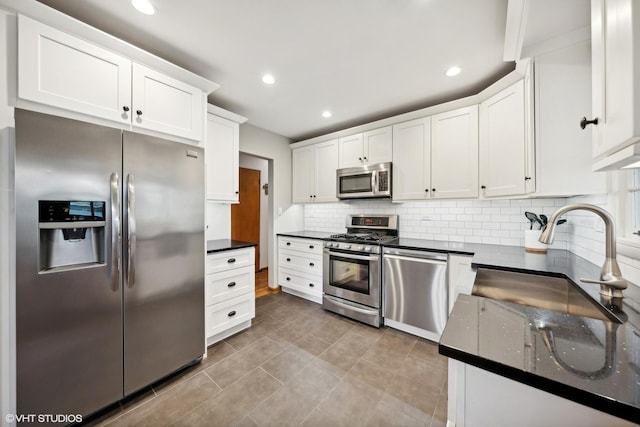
(15, 109, 205, 419)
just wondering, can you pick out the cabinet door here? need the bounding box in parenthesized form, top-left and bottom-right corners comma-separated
(338, 133, 364, 168)
(363, 126, 393, 165)
(206, 114, 239, 202)
(431, 106, 479, 199)
(314, 139, 339, 202)
(479, 80, 526, 197)
(132, 63, 204, 141)
(292, 146, 315, 203)
(392, 117, 431, 201)
(591, 0, 640, 164)
(18, 15, 131, 124)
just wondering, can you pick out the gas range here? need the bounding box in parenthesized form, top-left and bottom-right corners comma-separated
(323, 214, 398, 253)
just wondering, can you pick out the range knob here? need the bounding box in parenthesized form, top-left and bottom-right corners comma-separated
(364, 247, 373, 252)
(357, 246, 364, 251)
(345, 244, 352, 249)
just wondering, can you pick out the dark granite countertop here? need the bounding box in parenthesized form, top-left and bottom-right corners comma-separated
(206, 239, 257, 254)
(438, 246, 640, 424)
(276, 231, 337, 240)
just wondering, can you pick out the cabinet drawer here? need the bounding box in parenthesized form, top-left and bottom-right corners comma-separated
(278, 237, 323, 255)
(279, 268, 322, 296)
(279, 249, 322, 275)
(206, 247, 254, 274)
(205, 294, 255, 339)
(206, 265, 254, 306)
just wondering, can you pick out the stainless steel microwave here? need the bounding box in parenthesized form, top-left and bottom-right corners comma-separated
(336, 162, 392, 199)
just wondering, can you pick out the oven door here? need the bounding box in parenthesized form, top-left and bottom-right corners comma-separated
(323, 248, 380, 308)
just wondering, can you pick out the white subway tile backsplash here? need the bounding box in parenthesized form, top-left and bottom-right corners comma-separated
(302, 195, 638, 289)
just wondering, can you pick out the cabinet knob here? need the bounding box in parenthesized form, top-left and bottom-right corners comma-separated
(286, 258, 291, 262)
(309, 283, 315, 287)
(425, 189, 429, 192)
(286, 277, 291, 281)
(358, 157, 362, 161)
(136, 110, 143, 116)
(432, 188, 436, 192)
(309, 262, 315, 267)
(235, 191, 239, 194)
(363, 156, 367, 161)
(122, 106, 130, 112)
(286, 242, 291, 246)
(309, 245, 314, 249)
(580, 117, 598, 129)
(481, 185, 486, 189)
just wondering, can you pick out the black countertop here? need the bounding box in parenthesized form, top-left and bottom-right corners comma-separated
(276, 231, 337, 240)
(206, 239, 257, 254)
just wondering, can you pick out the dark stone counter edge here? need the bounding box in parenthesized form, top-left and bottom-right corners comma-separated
(438, 343, 640, 424)
(206, 239, 257, 254)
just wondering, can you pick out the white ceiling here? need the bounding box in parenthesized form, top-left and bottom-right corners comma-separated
(36, 0, 516, 141)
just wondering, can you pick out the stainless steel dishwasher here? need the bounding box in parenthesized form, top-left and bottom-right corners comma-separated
(382, 248, 448, 341)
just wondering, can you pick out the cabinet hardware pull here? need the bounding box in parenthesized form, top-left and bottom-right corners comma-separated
(227, 258, 236, 263)
(122, 106, 130, 112)
(228, 311, 236, 317)
(524, 177, 532, 181)
(286, 277, 291, 281)
(227, 282, 236, 287)
(358, 157, 362, 161)
(235, 191, 239, 194)
(286, 242, 291, 246)
(309, 245, 314, 249)
(286, 258, 291, 262)
(309, 283, 314, 287)
(432, 188, 436, 192)
(481, 185, 486, 189)
(580, 117, 598, 129)
(309, 262, 315, 267)
(363, 156, 367, 161)
(425, 189, 429, 192)
(136, 110, 143, 116)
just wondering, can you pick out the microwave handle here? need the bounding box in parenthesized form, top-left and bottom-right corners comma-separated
(372, 171, 377, 194)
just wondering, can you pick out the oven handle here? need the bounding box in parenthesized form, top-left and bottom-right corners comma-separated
(324, 294, 380, 315)
(326, 250, 379, 261)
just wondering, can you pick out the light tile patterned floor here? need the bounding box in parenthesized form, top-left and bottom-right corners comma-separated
(88, 293, 448, 427)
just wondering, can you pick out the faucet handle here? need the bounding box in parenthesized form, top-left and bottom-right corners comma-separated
(580, 277, 628, 298)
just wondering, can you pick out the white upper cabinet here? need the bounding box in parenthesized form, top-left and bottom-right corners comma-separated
(18, 15, 131, 125)
(132, 63, 203, 142)
(479, 80, 527, 197)
(590, 0, 640, 169)
(431, 106, 479, 199)
(392, 118, 431, 201)
(338, 126, 392, 168)
(206, 113, 239, 202)
(17, 15, 206, 143)
(293, 139, 339, 203)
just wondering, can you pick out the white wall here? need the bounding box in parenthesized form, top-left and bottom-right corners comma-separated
(239, 123, 303, 287)
(239, 152, 268, 270)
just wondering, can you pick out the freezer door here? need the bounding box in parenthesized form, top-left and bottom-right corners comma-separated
(15, 109, 123, 418)
(122, 132, 204, 395)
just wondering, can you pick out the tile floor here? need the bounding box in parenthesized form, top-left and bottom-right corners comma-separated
(89, 293, 448, 427)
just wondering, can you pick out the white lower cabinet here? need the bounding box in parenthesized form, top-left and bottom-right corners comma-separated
(205, 246, 255, 346)
(278, 236, 323, 303)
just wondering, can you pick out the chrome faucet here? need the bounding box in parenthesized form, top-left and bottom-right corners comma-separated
(539, 203, 627, 298)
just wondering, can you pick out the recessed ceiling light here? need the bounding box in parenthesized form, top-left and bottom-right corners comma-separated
(132, 0, 156, 15)
(446, 66, 461, 77)
(262, 74, 275, 85)
(322, 111, 332, 118)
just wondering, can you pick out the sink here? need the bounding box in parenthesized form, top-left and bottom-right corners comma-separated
(472, 268, 620, 323)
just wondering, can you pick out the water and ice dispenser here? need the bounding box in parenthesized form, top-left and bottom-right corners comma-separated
(38, 200, 106, 272)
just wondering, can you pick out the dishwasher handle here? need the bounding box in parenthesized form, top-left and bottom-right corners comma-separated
(383, 248, 447, 262)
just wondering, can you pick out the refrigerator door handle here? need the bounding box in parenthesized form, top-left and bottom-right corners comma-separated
(127, 173, 136, 288)
(110, 172, 120, 292)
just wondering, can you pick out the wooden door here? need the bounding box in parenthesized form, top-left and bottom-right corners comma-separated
(231, 168, 260, 271)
